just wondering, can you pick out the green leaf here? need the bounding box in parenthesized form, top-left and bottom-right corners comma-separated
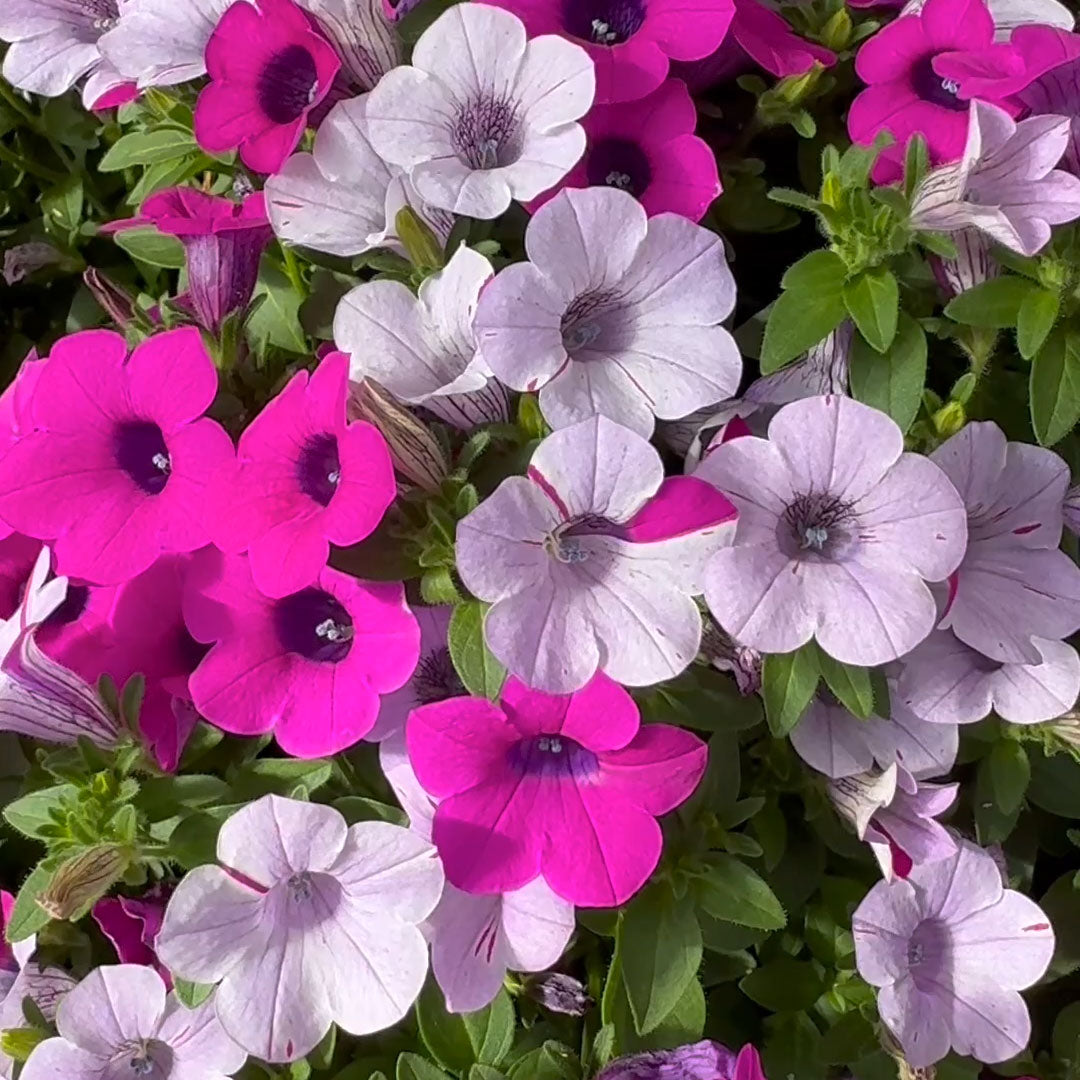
(3, 785, 75, 840)
(465, 990, 515, 1066)
(692, 854, 787, 930)
(7, 864, 53, 943)
(417, 981, 515, 1071)
(843, 268, 899, 352)
(815, 648, 874, 719)
(848, 312, 927, 433)
(1030, 329, 1080, 446)
(396, 207, 444, 270)
(761, 645, 819, 737)
(620, 884, 702, 1035)
(173, 978, 215, 1009)
(448, 601, 506, 700)
(247, 262, 307, 357)
(135, 775, 230, 821)
(397, 1053, 454, 1080)
(332, 796, 407, 827)
(231, 758, 332, 799)
(505, 1043, 579, 1080)
(1038, 871, 1080, 980)
(944, 276, 1037, 328)
(739, 957, 827, 1011)
(761, 289, 847, 375)
(1016, 287, 1060, 360)
(113, 228, 186, 270)
(99, 127, 199, 171)
(168, 805, 240, 869)
(988, 740, 1030, 815)
(471, 1068, 507, 1080)
(634, 665, 762, 733)
(780, 250, 847, 292)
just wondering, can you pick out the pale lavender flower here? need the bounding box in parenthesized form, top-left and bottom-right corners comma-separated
(743, 324, 852, 409)
(266, 95, 452, 260)
(1065, 484, 1080, 534)
(455, 415, 738, 693)
(897, 629, 1080, 725)
(156, 795, 443, 1062)
(933, 421, 1080, 664)
(910, 100, 1080, 256)
(596, 1042, 767, 1080)
(790, 691, 959, 780)
(697, 395, 968, 666)
(700, 620, 762, 696)
(476, 187, 741, 437)
(853, 841, 1054, 1068)
(364, 4, 594, 219)
(336, 245, 509, 430)
(930, 228, 1000, 299)
(1019, 56, 1080, 176)
(301, 0, 401, 92)
(379, 733, 575, 1014)
(21, 965, 245, 1080)
(828, 764, 958, 880)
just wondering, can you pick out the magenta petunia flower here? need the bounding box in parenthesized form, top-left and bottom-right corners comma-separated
(697, 395, 968, 666)
(475, 187, 741, 437)
(20, 964, 246, 1080)
(0, 534, 43, 620)
(156, 795, 444, 1062)
(853, 841, 1054, 1067)
(896, 629, 1080, 726)
(92, 885, 172, 988)
(407, 672, 707, 906)
(456, 415, 738, 693)
(209, 351, 395, 598)
(597, 1041, 768, 1080)
(105, 187, 273, 336)
(194, 0, 341, 174)
(848, 0, 1025, 182)
(184, 550, 420, 757)
(483, 0, 736, 103)
(530, 78, 721, 220)
(932, 421, 1080, 664)
(0, 328, 233, 586)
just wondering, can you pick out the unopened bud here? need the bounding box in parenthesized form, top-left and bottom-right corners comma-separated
(932, 400, 965, 438)
(84, 268, 136, 328)
(1, 1027, 48, 1062)
(524, 973, 592, 1017)
(701, 620, 762, 696)
(777, 63, 822, 105)
(348, 377, 450, 493)
(395, 206, 445, 272)
(819, 8, 852, 51)
(37, 845, 130, 921)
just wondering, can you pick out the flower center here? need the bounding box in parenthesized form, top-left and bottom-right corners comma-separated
(257, 44, 319, 125)
(586, 138, 652, 197)
(779, 492, 859, 561)
(911, 57, 967, 111)
(114, 421, 172, 495)
(563, 0, 646, 44)
(560, 290, 619, 355)
(510, 734, 599, 778)
(413, 647, 465, 706)
(273, 588, 354, 663)
(906, 918, 951, 992)
(297, 432, 342, 507)
(115, 1039, 171, 1079)
(81, 0, 120, 29)
(452, 95, 525, 170)
(287, 871, 313, 900)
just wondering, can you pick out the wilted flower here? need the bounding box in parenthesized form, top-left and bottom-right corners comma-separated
(700, 620, 762, 696)
(698, 395, 968, 665)
(524, 973, 592, 1016)
(2, 243, 65, 286)
(364, 4, 595, 218)
(156, 795, 443, 1062)
(853, 841, 1054, 1067)
(37, 845, 130, 922)
(910, 101, 1080, 256)
(476, 187, 741, 437)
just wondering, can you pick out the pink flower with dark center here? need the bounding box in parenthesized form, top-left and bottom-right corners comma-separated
(530, 78, 720, 220)
(184, 550, 420, 757)
(0, 329, 234, 586)
(483, 0, 736, 103)
(105, 187, 273, 336)
(209, 352, 395, 599)
(407, 673, 707, 906)
(194, 0, 341, 174)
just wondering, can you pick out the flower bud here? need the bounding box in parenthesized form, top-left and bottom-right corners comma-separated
(37, 845, 130, 921)
(524, 973, 592, 1016)
(84, 268, 137, 328)
(0, 1027, 48, 1062)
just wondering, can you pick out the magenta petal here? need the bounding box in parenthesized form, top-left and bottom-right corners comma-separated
(625, 475, 736, 541)
(599, 723, 708, 815)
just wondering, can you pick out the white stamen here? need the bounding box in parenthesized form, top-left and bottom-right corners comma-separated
(151, 452, 171, 475)
(93, 16, 119, 30)
(327, 469, 340, 486)
(801, 525, 828, 551)
(605, 171, 633, 190)
(478, 137, 500, 169)
(315, 618, 352, 643)
(591, 18, 617, 43)
(907, 942, 924, 965)
(549, 737, 563, 753)
(287, 871, 313, 900)
(941, 78, 960, 95)
(563, 322, 602, 351)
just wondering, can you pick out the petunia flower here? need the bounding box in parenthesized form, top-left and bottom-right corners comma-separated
(0, 0, 127, 104)
(456, 414, 737, 693)
(156, 795, 444, 1062)
(671, 0, 836, 90)
(364, 4, 595, 219)
(0, 328, 233, 586)
(299, 0, 401, 92)
(930, 227, 1000, 297)
(853, 841, 1054, 1067)
(21, 964, 245, 1080)
(1065, 483, 1080, 534)
(743, 324, 852, 410)
(475, 187, 741, 436)
(890, 0, 1076, 36)
(0, 535, 44, 620)
(208, 351, 395, 598)
(932, 421, 1080, 664)
(91, 885, 172, 987)
(596, 1041, 768, 1080)
(789, 690, 959, 780)
(701, 619, 762, 696)
(896, 629, 1080, 725)
(380, 732, 575, 1012)
(194, 0, 341, 174)
(1018, 55, 1080, 175)
(184, 550, 420, 757)
(827, 764, 958, 880)
(104, 187, 273, 336)
(529, 78, 721, 221)
(407, 673, 707, 906)
(910, 101, 1080, 255)
(697, 395, 967, 666)
(266, 95, 452, 259)
(483, 0, 736, 104)
(336, 245, 510, 430)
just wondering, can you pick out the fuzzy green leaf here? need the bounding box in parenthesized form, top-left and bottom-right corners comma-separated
(762, 645, 819, 737)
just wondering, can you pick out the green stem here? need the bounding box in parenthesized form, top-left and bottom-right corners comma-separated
(280, 243, 306, 297)
(0, 81, 40, 131)
(0, 141, 65, 185)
